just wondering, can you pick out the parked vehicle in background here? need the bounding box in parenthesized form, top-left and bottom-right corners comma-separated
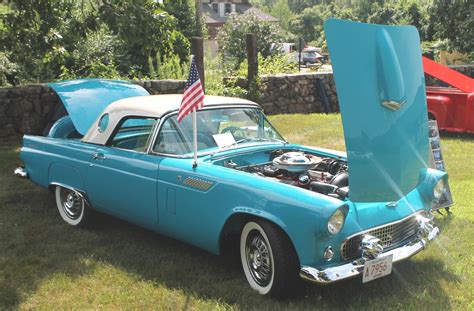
(424, 56, 474, 134)
(300, 48, 325, 66)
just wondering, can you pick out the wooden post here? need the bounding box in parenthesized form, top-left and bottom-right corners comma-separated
(195, 0, 203, 37)
(246, 33, 258, 87)
(298, 37, 304, 72)
(191, 37, 205, 90)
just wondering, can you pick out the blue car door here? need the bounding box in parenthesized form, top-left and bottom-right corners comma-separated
(85, 117, 161, 228)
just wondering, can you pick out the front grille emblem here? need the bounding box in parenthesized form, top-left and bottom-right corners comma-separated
(386, 201, 398, 208)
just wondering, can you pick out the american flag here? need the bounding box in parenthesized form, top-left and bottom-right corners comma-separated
(177, 57, 205, 122)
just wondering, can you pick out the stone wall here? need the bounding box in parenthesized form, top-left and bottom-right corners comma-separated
(0, 80, 186, 137)
(4, 65, 471, 137)
(134, 79, 186, 95)
(259, 72, 339, 115)
(0, 85, 61, 137)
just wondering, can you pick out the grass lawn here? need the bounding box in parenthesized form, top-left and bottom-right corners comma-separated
(1, 114, 473, 310)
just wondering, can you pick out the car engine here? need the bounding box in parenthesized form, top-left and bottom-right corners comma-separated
(224, 150, 349, 200)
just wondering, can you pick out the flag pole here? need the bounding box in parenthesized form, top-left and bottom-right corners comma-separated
(192, 107, 198, 168)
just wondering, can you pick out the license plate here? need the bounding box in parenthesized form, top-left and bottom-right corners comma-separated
(362, 254, 393, 283)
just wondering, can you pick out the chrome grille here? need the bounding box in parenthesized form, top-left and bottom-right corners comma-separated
(341, 215, 419, 261)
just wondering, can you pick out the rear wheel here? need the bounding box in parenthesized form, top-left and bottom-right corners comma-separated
(240, 220, 301, 297)
(55, 186, 89, 226)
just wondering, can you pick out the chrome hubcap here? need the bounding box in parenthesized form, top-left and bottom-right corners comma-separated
(245, 230, 272, 286)
(60, 188, 82, 220)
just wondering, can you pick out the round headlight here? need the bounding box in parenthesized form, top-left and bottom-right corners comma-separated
(433, 179, 445, 202)
(327, 208, 346, 235)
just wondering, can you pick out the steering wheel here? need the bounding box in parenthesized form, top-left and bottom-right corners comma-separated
(221, 126, 246, 141)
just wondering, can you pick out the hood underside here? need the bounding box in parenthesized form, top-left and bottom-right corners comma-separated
(325, 19, 430, 202)
(48, 79, 149, 135)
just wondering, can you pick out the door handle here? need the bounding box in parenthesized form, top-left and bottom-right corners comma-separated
(92, 152, 106, 160)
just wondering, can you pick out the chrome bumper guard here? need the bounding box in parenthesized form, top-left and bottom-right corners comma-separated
(14, 166, 28, 178)
(300, 217, 440, 285)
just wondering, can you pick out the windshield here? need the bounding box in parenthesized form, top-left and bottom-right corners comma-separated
(153, 108, 285, 155)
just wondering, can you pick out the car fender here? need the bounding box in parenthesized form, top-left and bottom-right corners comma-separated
(48, 163, 86, 193)
(231, 206, 288, 230)
(427, 94, 452, 128)
(218, 207, 296, 256)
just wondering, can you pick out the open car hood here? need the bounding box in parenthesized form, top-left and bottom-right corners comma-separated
(48, 79, 149, 135)
(422, 56, 474, 93)
(324, 19, 429, 202)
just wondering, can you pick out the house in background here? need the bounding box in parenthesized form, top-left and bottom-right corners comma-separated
(202, 0, 277, 39)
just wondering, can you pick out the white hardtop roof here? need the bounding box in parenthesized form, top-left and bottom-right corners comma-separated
(83, 94, 260, 145)
(104, 94, 259, 117)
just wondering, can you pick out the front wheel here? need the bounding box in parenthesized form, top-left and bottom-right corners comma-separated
(55, 186, 90, 226)
(240, 220, 301, 297)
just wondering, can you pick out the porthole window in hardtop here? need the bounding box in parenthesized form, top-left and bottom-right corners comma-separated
(109, 117, 157, 152)
(98, 113, 109, 133)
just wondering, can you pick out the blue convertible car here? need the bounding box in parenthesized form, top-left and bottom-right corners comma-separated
(15, 20, 446, 297)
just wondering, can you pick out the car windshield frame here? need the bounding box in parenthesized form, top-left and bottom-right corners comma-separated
(150, 106, 287, 158)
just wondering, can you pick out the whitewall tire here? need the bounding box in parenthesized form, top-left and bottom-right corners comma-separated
(55, 186, 89, 226)
(240, 220, 301, 298)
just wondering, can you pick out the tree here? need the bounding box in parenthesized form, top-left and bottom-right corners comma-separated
(98, 0, 190, 76)
(271, 0, 294, 31)
(0, 0, 191, 83)
(288, 0, 323, 14)
(217, 12, 281, 67)
(430, 0, 473, 55)
(1, 0, 85, 82)
(162, 0, 197, 39)
(289, 3, 354, 47)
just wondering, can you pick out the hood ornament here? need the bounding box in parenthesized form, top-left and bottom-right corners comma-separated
(382, 99, 406, 111)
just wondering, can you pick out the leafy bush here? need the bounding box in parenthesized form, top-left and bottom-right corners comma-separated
(58, 26, 122, 80)
(148, 53, 189, 80)
(0, 0, 193, 84)
(205, 55, 248, 98)
(0, 52, 17, 86)
(235, 53, 298, 77)
(430, 0, 473, 56)
(217, 11, 281, 68)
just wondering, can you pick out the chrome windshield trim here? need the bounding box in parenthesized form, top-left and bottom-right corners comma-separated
(147, 105, 286, 158)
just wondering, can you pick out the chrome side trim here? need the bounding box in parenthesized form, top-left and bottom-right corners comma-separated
(14, 166, 28, 178)
(49, 182, 91, 207)
(300, 218, 439, 285)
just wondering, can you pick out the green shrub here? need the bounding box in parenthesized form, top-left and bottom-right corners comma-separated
(149, 53, 189, 80)
(217, 11, 281, 68)
(0, 52, 17, 86)
(235, 53, 298, 77)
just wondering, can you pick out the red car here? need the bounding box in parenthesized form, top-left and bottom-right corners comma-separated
(424, 57, 474, 134)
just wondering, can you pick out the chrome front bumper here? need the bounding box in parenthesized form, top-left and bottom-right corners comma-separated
(300, 217, 440, 285)
(14, 166, 28, 178)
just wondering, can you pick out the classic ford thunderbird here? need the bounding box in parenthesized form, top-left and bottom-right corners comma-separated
(15, 20, 446, 297)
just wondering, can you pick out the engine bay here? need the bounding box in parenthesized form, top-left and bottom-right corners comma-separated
(219, 149, 349, 200)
